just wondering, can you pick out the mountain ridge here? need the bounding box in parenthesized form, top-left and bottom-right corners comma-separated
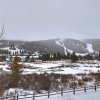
(0, 38, 100, 55)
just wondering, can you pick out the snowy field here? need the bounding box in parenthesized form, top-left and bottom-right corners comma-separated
(36, 89, 100, 100)
(3, 87, 100, 100)
(1, 60, 100, 100)
(0, 60, 100, 75)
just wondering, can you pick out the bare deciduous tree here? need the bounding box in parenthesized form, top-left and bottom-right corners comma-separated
(0, 24, 5, 39)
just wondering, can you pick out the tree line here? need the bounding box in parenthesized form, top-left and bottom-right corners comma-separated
(39, 51, 100, 63)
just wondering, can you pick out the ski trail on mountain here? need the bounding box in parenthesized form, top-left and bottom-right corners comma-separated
(56, 39, 67, 55)
(79, 40, 94, 53)
(86, 43, 94, 53)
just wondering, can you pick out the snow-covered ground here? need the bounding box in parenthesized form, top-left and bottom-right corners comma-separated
(3, 88, 33, 100)
(21, 61, 100, 75)
(1, 60, 100, 100)
(56, 39, 68, 55)
(3, 87, 100, 100)
(86, 43, 94, 53)
(36, 89, 100, 100)
(0, 60, 100, 75)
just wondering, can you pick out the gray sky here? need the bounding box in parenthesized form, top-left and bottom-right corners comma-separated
(0, 0, 100, 41)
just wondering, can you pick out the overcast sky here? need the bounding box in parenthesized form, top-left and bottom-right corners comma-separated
(0, 0, 100, 41)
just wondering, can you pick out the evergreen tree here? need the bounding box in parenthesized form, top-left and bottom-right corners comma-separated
(9, 57, 23, 87)
(57, 52, 61, 60)
(25, 55, 30, 62)
(67, 52, 70, 59)
(99, 51, 100, 59)
(30, 57, 35, 62)
(46, 54, 50, 61)
(53, 53, 57, 60)
(85, 54, 93, 60)
(9, 51, 11, 55)
(71, 52, 77, 63)
(0, 56, 6, 61)
(41, 54, 50, 61)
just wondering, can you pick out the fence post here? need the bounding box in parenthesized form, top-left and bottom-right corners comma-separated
(13, 95, 16, 100)
(48, 90, 50, 98)
(2, 97, 3, 100)
(33, 93, 35, 100)
(17, 94, 18, 100)
(84, 87, 86, 93)
(95, 85, 96, 91)
(61, 87, 63, 96)
(73, 88, 75, 94)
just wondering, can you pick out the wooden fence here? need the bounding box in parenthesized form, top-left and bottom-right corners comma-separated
(0, 85, 100, 100)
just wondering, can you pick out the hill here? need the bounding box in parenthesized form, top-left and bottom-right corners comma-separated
(0, 38, 100, 55)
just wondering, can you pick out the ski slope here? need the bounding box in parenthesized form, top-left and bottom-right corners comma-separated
(56, 39, 73, 55)
(86, 43, 94, 53)
(56, 39, 89, 56)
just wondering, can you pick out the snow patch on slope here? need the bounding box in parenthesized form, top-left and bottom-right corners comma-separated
(86, 43, 94, 53)
(56, 39, 68, 55)
(56, 39, 92, 56)
(56, 39, 78, 55)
